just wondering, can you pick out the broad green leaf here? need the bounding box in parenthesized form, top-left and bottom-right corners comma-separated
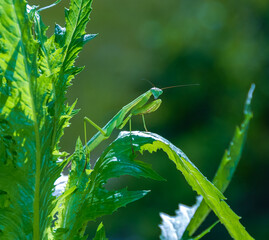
(0, 0, 94, 239)
(0, 1, 60, 239)
(110, 131, 254, 240)
(54, 137, 157, 239)
(186, 84, 255, 236)
(93, 222, 108, 240)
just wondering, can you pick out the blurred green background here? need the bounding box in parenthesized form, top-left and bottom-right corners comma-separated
(30, 0, 269, 239)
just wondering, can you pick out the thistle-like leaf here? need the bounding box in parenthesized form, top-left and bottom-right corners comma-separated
(0, 2, 61, 239)
(0, 0, 94, 238)
(109, 131, 254, 240)
(54, 137, 161, 239)
(186, 84, 255, 236)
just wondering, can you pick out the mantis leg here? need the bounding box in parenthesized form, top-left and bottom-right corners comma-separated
(84, 117, 107, 136)
(141, 114, 148, 132)
(129, 119, 134, 154)
(83, 117, 107, 171)
(84, 119, 90, 171)
(118, 113, 133, 129)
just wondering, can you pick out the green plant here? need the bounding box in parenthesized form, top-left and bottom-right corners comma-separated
(0, 0, 255, 239)
(159, 84, 255, 240)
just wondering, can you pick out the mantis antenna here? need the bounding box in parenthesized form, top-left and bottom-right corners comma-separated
(143, 79, 199, 90)
(161, 83, 200, 90)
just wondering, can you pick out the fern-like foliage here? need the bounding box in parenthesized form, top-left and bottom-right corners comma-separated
(0, 0, 94, 239)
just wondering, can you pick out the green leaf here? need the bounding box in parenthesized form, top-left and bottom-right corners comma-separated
(93, 222, 108, 240)
(0, 0, 94, 238)
(0, 1, 63, 239)
(32, 0, 96, 155)
(54, 137, 154, 239)
(111, 131, 254, 240)
(58, 0, 97, 73)
(186, 84, 255, 236)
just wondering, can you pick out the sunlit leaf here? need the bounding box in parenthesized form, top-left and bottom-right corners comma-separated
(108, 131, 254, 240)
(187, 84, 255, 236)
(0, 0, 94, 238)
(53, 137, 157, 239)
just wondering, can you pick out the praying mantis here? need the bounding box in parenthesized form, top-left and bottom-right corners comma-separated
(83, 87, 162, 169)
(82, 84, 198, 170)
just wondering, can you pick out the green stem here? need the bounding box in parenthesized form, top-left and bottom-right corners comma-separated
(19, 20, 41, 240)
(28, 75, 41, 240)
(33, 127, 41, 240)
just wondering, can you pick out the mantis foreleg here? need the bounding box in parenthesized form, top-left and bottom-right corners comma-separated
(84, 117, 107, 136)
(129, 119, 134, 154)
(84, 117, 108, 169)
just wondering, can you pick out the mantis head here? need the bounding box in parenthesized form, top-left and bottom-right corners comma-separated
(150, 87, 163, 99)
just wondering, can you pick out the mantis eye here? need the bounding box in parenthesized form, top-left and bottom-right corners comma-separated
(151, 87, 163, 99)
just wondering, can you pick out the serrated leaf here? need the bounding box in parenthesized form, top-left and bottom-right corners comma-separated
(186, 84, 255, 236)
(111, 131, 254, 240)
(53, 137, 152, 239)
(61, 0, 96, 72)
(0, 0, 93, 239)
(0, 1, 66, 239)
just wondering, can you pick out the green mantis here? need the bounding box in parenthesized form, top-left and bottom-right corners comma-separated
(83, 87, 163, 169)
(82, 84, 199, 170)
